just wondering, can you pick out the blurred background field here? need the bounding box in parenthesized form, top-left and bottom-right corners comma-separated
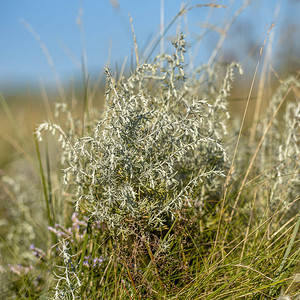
(1, 0, 299, 173)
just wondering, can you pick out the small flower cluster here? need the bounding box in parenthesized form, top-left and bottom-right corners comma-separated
(7, 264, 34, 277)
(82, 256, 105, 269)
(27, 212, 106, 298)
(30, 244, 46, 260)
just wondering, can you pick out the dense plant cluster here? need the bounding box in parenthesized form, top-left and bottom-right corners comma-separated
(1, 32, 300, 299)
(54, 34, 234, 237)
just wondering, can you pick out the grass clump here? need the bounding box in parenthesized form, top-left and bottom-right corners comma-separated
(1, 32, 300, 299)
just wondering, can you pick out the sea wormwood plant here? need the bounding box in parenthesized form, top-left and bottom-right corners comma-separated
(36, 34, 235, 239)
(67, 34, 228, 238)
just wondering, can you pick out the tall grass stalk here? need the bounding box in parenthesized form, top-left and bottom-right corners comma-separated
(34, 135, 55, 235)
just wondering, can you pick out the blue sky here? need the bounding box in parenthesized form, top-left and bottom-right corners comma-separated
(0, 0, 299, 92)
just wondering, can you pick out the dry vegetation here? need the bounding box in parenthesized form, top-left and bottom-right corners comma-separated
(0, 2, 300, 299)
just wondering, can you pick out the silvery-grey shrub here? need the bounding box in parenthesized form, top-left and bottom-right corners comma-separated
(36, 34, 240, 237)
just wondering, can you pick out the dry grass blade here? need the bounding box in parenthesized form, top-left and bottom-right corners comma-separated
(205, 1, 250, 71)
(231, 61, 297, 220)
(129, 13, 139, 67)
(194, 4, 226, 9)
(76, 5, 90, 128)
(249, 4, 280, 145)
(197, 22, 226, 35)
(143, 2, 190, 63)
(20, 19, 66, 102)
(218, 25, 276, 246)
(160, 0, 164, 56)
